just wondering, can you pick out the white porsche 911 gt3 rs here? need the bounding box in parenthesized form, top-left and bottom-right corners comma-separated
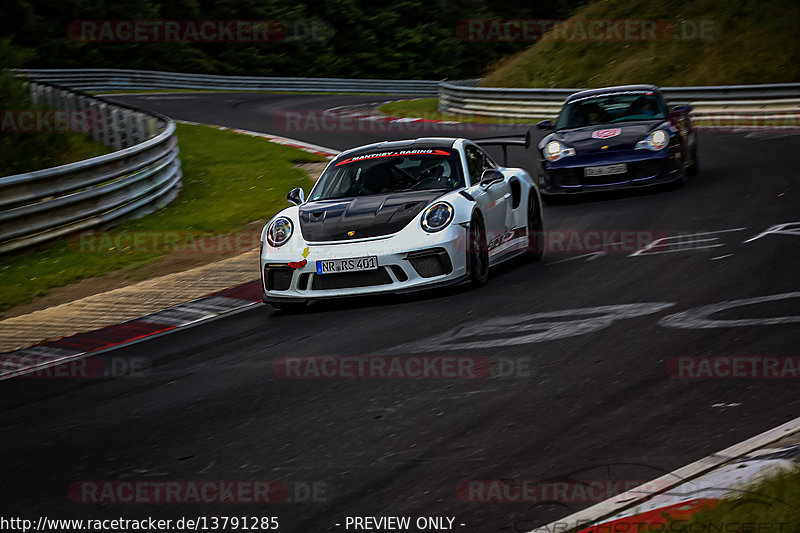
(259, 134, 543, 310)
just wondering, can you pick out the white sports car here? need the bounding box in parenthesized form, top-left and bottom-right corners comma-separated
(259, 134, 544, 310)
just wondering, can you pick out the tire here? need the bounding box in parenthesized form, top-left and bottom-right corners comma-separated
(523, 191, 544, 263)
(686, 143, 699, 176)
(540, 193, 555, 205)
(467, 215, 489, 287)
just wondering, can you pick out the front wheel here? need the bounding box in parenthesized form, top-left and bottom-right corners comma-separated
(467, 216, 489, 287)
(523, 191, 544, 262)
(686, 142, 699, 176)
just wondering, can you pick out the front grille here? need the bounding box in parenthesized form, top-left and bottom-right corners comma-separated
(265, 267, 293, 291)
(311, 267, 393, 290)
(407, 248, 453, 278)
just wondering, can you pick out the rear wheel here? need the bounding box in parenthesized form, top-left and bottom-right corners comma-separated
(523, 191, 544, 262)
(467, 216, 489, 287)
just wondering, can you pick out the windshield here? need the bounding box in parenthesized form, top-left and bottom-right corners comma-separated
(555, 91, 667, 129)
(310, 148, 464, 201)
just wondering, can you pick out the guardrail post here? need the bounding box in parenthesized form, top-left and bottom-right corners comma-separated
(109, 108, 123, 150)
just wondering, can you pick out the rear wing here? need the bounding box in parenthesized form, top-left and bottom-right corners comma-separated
(473, 130, 532, 166)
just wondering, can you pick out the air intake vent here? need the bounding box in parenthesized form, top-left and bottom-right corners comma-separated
(389, 265, 409, 282)
(265, 267, 293, 291)
(312, 268, 393, 290)
(406, 248, 453, 278)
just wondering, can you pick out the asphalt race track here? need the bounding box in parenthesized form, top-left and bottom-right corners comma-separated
(2, 93, 799, 532)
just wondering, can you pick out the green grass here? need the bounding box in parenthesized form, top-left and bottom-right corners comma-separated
(482, 0, 800, 88)
(379, 98, 534, 124)
(0, 133, 112, 175)
(673, 466, 800, 529)
(0, 122, 326, 313)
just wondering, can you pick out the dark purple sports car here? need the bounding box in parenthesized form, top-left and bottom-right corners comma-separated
(535, 84, 698, 197)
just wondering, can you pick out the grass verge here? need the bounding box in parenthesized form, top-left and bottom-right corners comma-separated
(674, 466, 800, 528)
(0, 122, 326, 315)
(379, 98, 533, 124)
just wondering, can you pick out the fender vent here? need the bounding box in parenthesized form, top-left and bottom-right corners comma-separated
(509, 178, 521, 209)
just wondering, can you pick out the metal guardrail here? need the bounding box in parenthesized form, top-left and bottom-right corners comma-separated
(439, 80, 800, 123)
(0, 80, 182, 254)
(15, 68, 441, 96)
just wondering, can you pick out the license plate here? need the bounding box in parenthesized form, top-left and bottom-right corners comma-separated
(584, 163, 627, 177)
(316, 256, 378, 274)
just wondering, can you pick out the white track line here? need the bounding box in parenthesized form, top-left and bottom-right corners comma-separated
(527, 414, 800, 532)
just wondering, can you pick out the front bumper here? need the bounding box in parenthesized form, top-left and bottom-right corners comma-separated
(539, 148, 683, 195)
(260, 225, 469, 303)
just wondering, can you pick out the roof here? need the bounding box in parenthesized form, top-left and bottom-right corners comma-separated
(336, 137, 459, 159)
(566, 84, 661, 102)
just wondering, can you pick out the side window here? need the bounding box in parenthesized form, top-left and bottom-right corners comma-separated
(464, 146, 483, 185)
(477, 146, 496, 172)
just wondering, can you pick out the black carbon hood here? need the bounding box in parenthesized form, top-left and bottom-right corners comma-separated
(298, 190, 445, 242)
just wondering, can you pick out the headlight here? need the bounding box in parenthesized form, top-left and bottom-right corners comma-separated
(544, 140, 576, 162)
(635, 129, 669, 151)
(266, 217, 293, 247)
(421, 202, 454, 233)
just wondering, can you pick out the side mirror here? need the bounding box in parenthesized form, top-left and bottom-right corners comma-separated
(671, 105, 692, 114)
(536, 120, 554, 131)
(479, 169, 504, 187)
(287, 187, 305, 205)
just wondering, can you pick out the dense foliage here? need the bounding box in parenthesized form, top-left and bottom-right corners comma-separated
(483, 0, 800, 87)
(1, 0, 584, 79)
